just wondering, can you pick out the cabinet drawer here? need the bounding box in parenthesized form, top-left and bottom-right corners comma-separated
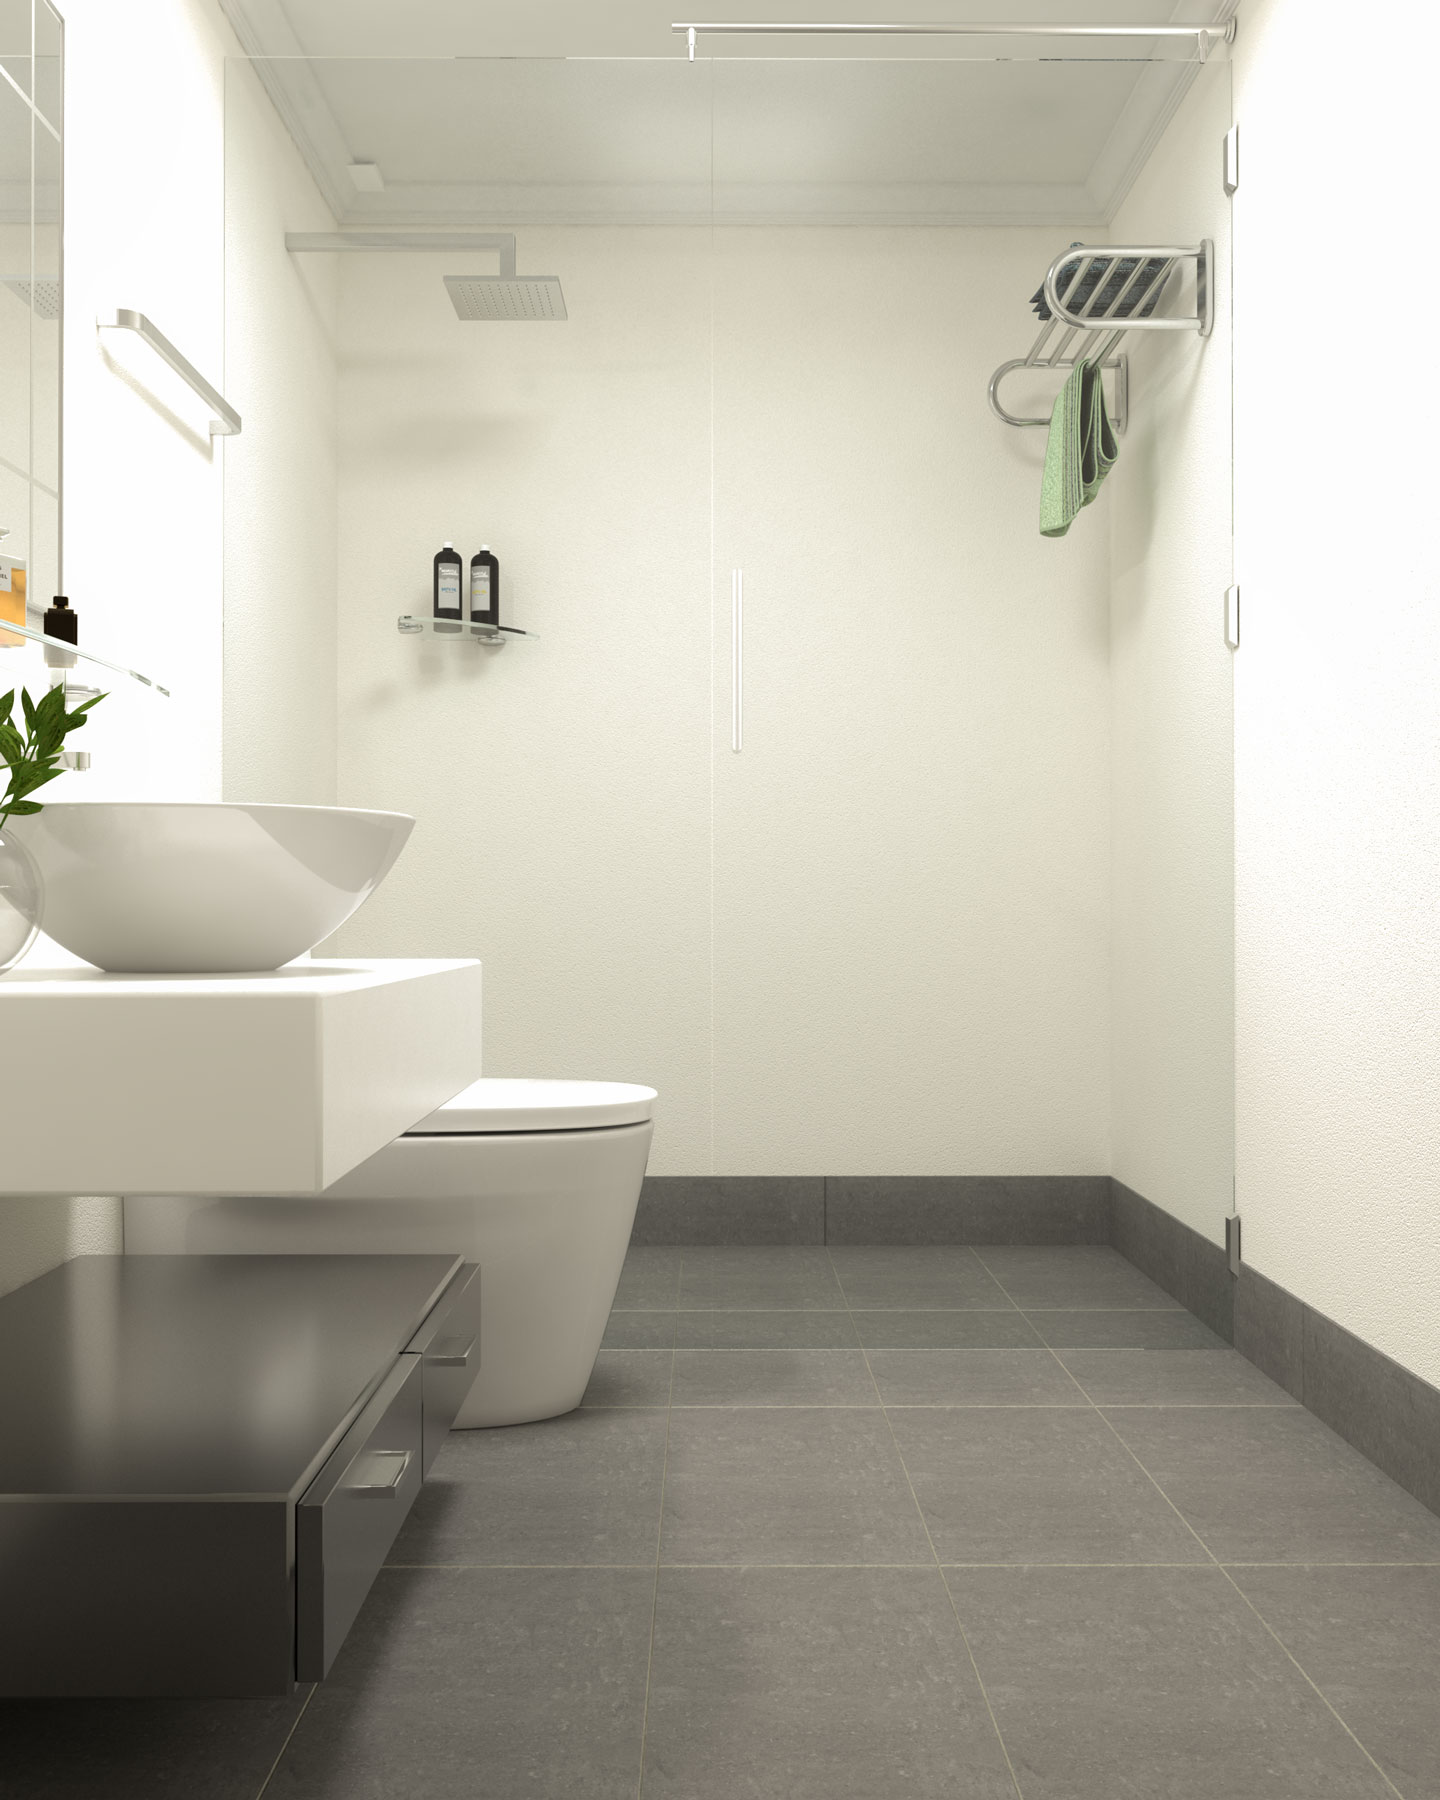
(406, 1261, 481, 1473)
(296, 1353, 422, 1681)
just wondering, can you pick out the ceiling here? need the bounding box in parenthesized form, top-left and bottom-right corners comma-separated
(221, 0, 1236, 227)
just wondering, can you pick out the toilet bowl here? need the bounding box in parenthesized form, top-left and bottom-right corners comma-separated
(122, 1079, 657, 1428)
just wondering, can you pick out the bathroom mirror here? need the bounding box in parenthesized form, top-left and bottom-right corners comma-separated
(0, 0, 62, 642)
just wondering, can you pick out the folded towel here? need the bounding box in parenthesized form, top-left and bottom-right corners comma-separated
(1031, 251, 1171, 323)
(1039, 359, 1117, 539)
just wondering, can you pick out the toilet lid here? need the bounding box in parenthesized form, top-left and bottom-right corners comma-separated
(405, 1078, 657, 1135)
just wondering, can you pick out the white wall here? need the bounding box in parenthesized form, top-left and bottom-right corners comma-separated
(332, 225, 1113, 1177)
(1108, 62, 1235, 1246)
(1, 0, 231, 1297)
(221, 54, 338, 805)
(55, 0, 228, 802)
(2, 0, 338, 1298)
(1233, 0, 1440, 1383)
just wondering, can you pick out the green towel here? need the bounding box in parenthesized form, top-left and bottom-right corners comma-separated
(1039, 359, 1118, 538)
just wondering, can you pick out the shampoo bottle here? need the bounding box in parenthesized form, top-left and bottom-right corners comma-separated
(469, 545, 499, 629)
(433, 542, 463, 623)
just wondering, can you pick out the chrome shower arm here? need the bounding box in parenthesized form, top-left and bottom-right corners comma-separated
(285, 232, 517, 275)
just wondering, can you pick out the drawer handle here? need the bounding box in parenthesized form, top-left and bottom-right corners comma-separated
(428, 1336, 476, 1368)
(347, 1449, 412, 1498)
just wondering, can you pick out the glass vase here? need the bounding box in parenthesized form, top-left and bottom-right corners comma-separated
(0, 826, 43, 972)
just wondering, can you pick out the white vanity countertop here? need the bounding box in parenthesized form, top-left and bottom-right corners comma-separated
(0, 957, 470, 999)
(0, 958, 483, 1197)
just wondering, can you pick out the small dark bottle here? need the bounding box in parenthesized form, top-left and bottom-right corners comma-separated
(469, 545, 499, 629)
(433, 542, 463, 623)
(43, 594, 77, 668)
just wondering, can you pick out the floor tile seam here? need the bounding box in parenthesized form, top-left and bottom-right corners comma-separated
(1212, 1562, 1410, 1799)
(1085, 1401, 1225, 1571)
(829, 1248, 1027, 1800)
(970, 1247, 1184, 1313)
(1222, 1560, 1440, 1569)
(635, 1285, 680, 1800)
(629, 1305, 1061, 1315)
(950, 1244, 1021, 1309)
(385, 1562, 660, 1570)
(252, 1682, 317, 1799)
(378, 1558, 1435, 1572)
(609, 1304, 1187, 1315)
(877, 1401, 1278, 1412)
(968, 1248, 1037, 1314)
(1034, 1338, 1098, 1414)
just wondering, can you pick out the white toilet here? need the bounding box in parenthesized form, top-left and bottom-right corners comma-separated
(123, 1079, 657, 1428)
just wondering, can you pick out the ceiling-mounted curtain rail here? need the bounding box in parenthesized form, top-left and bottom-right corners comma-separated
(673, 19, 1237, 59)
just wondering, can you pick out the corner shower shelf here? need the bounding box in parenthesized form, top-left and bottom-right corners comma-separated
(397, 616, 538, 644)
(0, 616, 171, 695)
(988, 239, 1213, 433)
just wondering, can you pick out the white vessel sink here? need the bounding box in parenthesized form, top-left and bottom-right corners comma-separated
(14, 803, 414, 973)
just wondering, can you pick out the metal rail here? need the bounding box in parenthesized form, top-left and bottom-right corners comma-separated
(988, 240, 1213, 432)
(674, 19, 1236, 59)
(96, 311, 241, 439)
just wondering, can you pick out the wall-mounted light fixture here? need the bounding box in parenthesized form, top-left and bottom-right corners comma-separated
(96, 310, 242, 438)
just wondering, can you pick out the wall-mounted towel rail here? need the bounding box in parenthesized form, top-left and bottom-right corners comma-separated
(988, 240, 1212, 432)
(96, 311, 242, 438)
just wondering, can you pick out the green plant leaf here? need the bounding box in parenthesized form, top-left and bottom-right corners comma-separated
(34, 683, 65, 724)
(10, 764, 59, 798)
(0, 689, 13, 726)
(2, 799, 42, 815)
(20, 688, 35, 731)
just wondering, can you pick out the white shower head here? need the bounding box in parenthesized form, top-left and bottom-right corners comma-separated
(444, 274, 567, 321)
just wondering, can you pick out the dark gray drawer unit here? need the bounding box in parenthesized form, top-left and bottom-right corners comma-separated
(0, 1254, 480, 1697)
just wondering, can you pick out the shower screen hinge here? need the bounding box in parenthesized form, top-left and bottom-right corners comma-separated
(1224, 584, 1240, 650)
(1223, 125, 1240, 196)
(1226, 1213, 1242, 1277)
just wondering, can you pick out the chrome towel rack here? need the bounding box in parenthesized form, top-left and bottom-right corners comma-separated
(988, 239, 1213, 433)
(96, 310, 242, 437)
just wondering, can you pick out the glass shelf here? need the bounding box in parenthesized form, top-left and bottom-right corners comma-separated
(397, 615, 538, 644)
(0, 616, 172, 695)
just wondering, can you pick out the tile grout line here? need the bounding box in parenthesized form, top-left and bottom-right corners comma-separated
(632, 1257, 681, 1800)
(1056, 1367, 1410, 1799)
(826, 1246, 1028, 1800)
(382, 1558, 1440, 1571)
(585, 1401, 1299, 1411)
(979, 1254, 1410, 1799)
(253, 1683, 318, 1800)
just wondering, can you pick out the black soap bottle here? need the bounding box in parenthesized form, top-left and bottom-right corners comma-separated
(43, 594, 78, 668)
(469, 545, 499, 629)
(433, 542, 463, 623)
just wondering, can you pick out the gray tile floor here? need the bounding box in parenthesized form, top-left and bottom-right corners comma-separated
(6, 1245, 1440, 1799)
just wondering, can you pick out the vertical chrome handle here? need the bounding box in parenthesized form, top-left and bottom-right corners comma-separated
(731, 568, 743, 754)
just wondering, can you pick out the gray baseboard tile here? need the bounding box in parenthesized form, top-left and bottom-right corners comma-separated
(631, 1177, 824, 1245)
(1232, 1261, 1440, 1520)
(1302, 1307, 1440, 1519)
(1108, 1180, 1235, 1344)
(823, 1177, 1111, 1245)
(1233, 1264, 1304, 1400)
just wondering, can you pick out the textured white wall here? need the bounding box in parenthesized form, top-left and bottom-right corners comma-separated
(332, 225, 1112, 1176)
(221, 56, 338, 805)
(1108, 63, 1235, 1246)
(2, 0, 338, 1295)
(1234, 0, 1440, 1382)
(3, 0, 234, 1291)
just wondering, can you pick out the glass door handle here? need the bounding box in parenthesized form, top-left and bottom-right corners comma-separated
(731, 568, 744, 754)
